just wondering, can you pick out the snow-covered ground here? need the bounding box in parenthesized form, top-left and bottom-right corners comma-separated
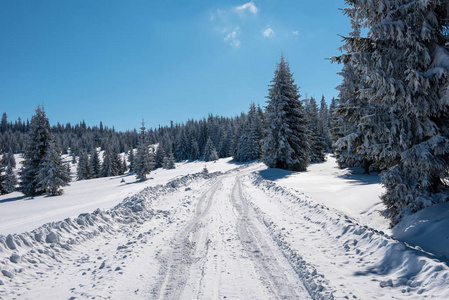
(0, 157, 239, 235)
(1, 156, 449, 299)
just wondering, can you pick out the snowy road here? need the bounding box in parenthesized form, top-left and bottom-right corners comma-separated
(0, 166, 311, 299)
(1, 162, 449, 299)
(152, 175, 310, 299)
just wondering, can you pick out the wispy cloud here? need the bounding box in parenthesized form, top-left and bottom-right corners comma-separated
(224, 27, 241, 48)
(209, 2, 259, 49)
(262, 27, 275, 38)
(235, 2, 258, 15)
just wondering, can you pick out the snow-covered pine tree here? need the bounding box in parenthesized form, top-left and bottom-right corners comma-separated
(3, 155, 17, 194)
(203, 137, 218, 162)
(134, 121, 155, 181)
(305, 96, 326, 163)
(230, 114, 246, 158)
(6, 151, 15, 169)
(101, 143, 120, 177)
(122, 156, 127, 173)
(77, 151, 90, 180)
(328, 97, 338, 145)
(0, 150, 17, 194)
(234, 103, 264, 162)
(331, 13, 367, 170)
(319, 96, 332, 152)
(190, 139, 200, 161)
(90, 149, 101, 178)
(175, 130, 190, 161)
(163, 151, 176, 169)
(36, 140, 70, 196)
(127, 149, 135, 172)
(111, 144, 123, 175)
(343, 0, 449, 224)
(0, 152, 6, 194)
(154, 145, 166, 169)
(20, 106, 54, 196)
(262, 55, 310, 171)
(0, 113, 7, 134)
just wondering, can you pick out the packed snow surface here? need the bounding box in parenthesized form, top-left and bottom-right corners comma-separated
(1, 156, 449, 299)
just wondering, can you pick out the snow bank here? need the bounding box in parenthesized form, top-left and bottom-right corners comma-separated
(245, 173, 449, 299)
(0, 170, 221, 292)
(393, 202, 449, 260)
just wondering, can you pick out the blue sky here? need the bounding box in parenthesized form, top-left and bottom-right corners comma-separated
(0, 0, 351, 131)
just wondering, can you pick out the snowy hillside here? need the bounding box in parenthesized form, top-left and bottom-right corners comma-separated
(1, 156, 449, 299)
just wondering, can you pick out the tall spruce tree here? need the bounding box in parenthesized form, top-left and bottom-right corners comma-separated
(77, 150, 90, 180)
(234, 103, 264, 162)
(90, 149, 101, 178)
(305, 96, 326, 163)
(101, 143, 120, 177)
(203, 137, 218, 162)
(20, 106, 55, 196)
(154, 145, 166, 169)
(0, 150, 17, 194)
(319, 96, 332, 152)
(128, 149, 135, 172)
(331, 13, 368, 170)
(163, 150, 176, 169)
(342, 0, 449, 224)
(134, 121, 155, 181)
(190, 139, 200, 161)
(37, 140, 70, 196)
(262, 55, 310, 171)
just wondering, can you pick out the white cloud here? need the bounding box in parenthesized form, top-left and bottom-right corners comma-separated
(224, 27, 241, 48)
(235, 2, 258, 14)
(262, 27, 275, 38)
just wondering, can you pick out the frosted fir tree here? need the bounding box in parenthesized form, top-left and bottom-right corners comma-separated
(20, 106, 54, 196)
(90, 149, 101, 178)
(163, 151, 176, 169)
(0, 150, 17, 194)
(36, 140, 70, 196)
(127, 149, 135, 172)
(175, 130, 190, 161)
(134, 121, 155, 181)
(342, 0, 449, 224)
(305, 96, 326, 163)
(318, 96, 332, 152)
(122, 156, 127, 173)
(77, 151, 90, 180)
(154, 145, 166, 169)
(262, 55, 310, 171)
(111, 144, 123, 175)
(5, 151, 15, 169)
(331, 13, 368, 170)
(190, 139, 200, 161)
(101, 143, 120, 177)
(0, 112, 7, 134)
(203, 137, 218, 162)
(234, 103, 264, 162)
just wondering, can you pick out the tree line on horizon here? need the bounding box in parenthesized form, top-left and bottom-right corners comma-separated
(0, 81, 334, 197)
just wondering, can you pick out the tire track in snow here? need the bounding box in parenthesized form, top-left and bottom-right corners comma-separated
(153, 178, 221, 300)
(231, 177, 311, 299)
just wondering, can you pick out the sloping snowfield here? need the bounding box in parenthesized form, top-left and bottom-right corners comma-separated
(1, 156, 449, 299)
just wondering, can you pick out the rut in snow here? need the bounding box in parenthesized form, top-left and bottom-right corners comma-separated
(152, 173, 311, 300)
